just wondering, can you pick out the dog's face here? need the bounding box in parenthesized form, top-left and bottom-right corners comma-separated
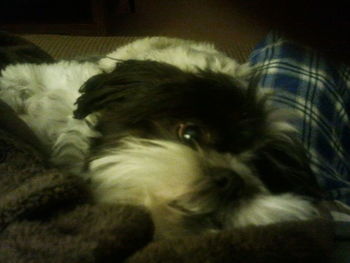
(74, 60, 321, 238)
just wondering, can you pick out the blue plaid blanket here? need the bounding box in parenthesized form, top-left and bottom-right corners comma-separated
(249, 32, 350, 205)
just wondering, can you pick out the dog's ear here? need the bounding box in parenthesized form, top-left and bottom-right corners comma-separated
(253, 135, 325, 199)
(73, 72, 127, 119)
(74, 60, 185, 119)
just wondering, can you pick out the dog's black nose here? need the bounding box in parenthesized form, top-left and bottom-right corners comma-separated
(210, 168, 245, 195)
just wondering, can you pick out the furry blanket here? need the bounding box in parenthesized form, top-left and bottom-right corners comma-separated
(0, 32, 334, 262)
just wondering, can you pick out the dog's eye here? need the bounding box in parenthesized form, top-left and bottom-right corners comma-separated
(177, 123, 204, 144)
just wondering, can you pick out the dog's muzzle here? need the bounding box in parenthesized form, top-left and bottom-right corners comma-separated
(210, 167, 245, 197)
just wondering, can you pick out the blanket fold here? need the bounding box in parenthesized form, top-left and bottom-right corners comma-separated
(128, 219, 333, 263)
(0, 99, 154, 263)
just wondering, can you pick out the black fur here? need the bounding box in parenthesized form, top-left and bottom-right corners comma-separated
(0, 31, 54, 72)
(253, 136, 323, 198)
(74, 59, 323, 199)
(75, 60, 268, 152)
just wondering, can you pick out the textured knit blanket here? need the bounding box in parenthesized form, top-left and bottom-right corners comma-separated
(0, 32, 335, 262)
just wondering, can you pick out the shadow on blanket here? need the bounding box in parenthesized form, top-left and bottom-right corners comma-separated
(0, 32, 334, 263)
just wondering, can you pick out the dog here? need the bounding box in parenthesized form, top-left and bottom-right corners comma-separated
(0, 37, 322, 239)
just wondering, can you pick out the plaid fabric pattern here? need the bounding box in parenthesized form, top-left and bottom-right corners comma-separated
(249, 32, 350, 205)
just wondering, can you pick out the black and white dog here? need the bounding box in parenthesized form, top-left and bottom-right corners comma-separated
(0, 37, 322, 238)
